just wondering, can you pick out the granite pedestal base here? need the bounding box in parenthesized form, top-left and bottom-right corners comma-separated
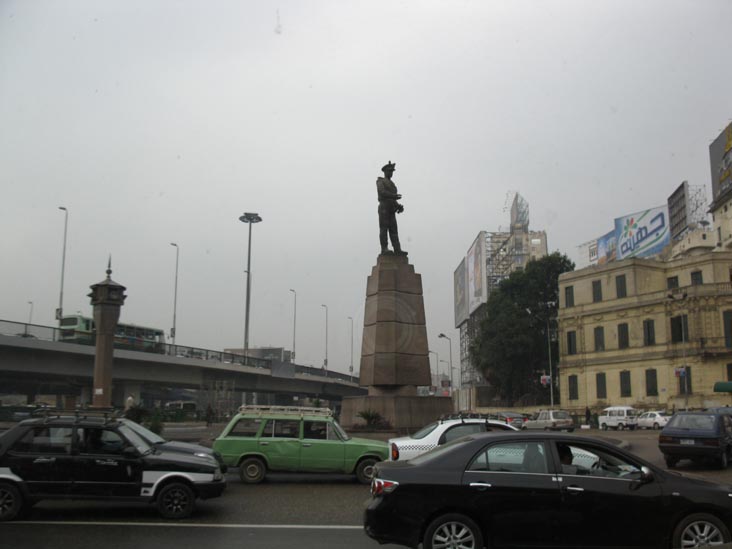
(340, 394, 453, 431)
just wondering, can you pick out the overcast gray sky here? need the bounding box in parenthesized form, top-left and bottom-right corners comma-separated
(2, 0, 731, 376)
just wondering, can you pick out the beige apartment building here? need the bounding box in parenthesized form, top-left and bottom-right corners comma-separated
(557, 251, 732, 413)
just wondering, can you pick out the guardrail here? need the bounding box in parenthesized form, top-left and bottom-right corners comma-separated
(0, 319, 357, 383)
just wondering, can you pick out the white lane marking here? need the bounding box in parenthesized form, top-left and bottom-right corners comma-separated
(9, 522, 362, 529)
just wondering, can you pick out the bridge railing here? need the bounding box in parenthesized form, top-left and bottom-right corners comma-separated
(0, 320, 357, 382)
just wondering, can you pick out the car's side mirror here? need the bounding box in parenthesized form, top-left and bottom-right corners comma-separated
(122, 446, 138, 457)
(639, 466, 654, 483)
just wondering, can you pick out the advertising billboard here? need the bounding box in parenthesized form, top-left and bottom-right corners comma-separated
(597, 230, 617, 265)
(614, 206, 670, 260)
(576, 238, 598, 268)
(667, 181, 690, 241)
(710, 122, 732, 201)
(453, 258, 468, 328)
(467, 231, 486, 314)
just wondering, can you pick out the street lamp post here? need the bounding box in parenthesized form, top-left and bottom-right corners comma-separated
(668, 292, 689, 411)
(289, 289, 297, 361)
(428, 350, 439, 391)
(57, 206, 68, 322)
(170, 243, 179, 347)
(347, 316, 354, 380)
(239, 212, 262, 363)
(27, 301, 33, 324)
(321, 304, 328, 375)
(438, 333, 454, 393)
(527, 304, 556, 408)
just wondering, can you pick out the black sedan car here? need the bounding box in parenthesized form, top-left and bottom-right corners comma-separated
(659, 411, 732, 468)
(0, 414, 226, 521)
(365, 432, 732, 548)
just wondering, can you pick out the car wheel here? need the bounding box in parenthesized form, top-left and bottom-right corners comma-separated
(156, 482, 195, 520)
(601, 423, 608, 431)
(665, 455, 679, 468)
(720, 450, 729, 469)
(356, 457, 378, 484)
(0, 482, 23, 522)
(239, 457, 266, 484)
(673, 513, 731, 548)
(424, 513, 483, 549)
(618, 423, 625, 431)
(653, 422, 660, 430)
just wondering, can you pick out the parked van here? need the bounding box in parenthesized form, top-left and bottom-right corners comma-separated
(599, 406, 639, 430)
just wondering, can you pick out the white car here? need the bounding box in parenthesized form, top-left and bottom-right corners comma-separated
(388, 417, 518, 461)
(636, 411, 669, 430)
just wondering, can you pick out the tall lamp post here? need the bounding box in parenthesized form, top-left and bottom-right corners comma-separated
(347, 316, 354, 380)
(428, 350, 439, 389)
(526, 304, 556, 408)
(239, 212, 262, 362)
(321, 304, 328, 375)
(668, 292, 689, 411)
(27, 301, 34, 325)
(170, 243, 179, 347)
(289, 289, 297, 361)
(438, 333, 454, 393)
(57, 206, 68, 322)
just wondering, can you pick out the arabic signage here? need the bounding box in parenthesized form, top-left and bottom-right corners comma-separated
(614, 205, 670, 260)
(454, 257, 468, 328)
(467, 232, 486, 314)
(710, 122, 732, 201)
(597, 230, 617, 264)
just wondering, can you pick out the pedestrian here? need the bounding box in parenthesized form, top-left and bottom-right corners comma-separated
(205, 404, 214, 427)
(585, 406, 591, 427)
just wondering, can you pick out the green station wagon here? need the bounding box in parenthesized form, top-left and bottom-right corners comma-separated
(213, 406, 388, 484)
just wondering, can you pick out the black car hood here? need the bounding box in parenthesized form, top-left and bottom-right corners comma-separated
(146, 449, 218, 472)
(158, 440, 215, 455)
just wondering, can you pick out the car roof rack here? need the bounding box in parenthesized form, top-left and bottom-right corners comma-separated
(32, 407, 121, 424)
(237, 405, 333, 417)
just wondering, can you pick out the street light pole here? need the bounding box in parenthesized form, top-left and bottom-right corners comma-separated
(289, 289, 297, 361)
(546, 316, 554, 408)
(27, 301, 34, 325)
(57, 206, 68, 322)
(347, 316, 354, 380)
(438, 333, 454, 394)
(239, 212, 262, 363)
(321, 304, 328, 375)
(170, 243, 179, 347)
(428, 350, 439, 387)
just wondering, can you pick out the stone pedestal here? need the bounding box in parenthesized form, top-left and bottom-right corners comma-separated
(340, 254, 452, 430)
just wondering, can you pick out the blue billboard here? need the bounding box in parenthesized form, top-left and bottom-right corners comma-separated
(614, 205, 670, 260)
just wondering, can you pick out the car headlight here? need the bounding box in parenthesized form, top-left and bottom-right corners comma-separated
(195, 452, 216, 462)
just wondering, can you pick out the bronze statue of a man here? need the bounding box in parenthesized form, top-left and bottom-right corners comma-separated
(376, 161, 406, 255)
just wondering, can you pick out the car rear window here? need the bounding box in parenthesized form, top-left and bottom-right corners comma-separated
(667, 414, 716, 430)
(553, 411, 570, 419)
(411, 421, 439, 439)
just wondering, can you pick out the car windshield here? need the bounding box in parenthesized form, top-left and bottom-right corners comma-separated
(117, 424, 153, 454)
(667, 414, 717, 431)
(410, 422, 440, 439)
(409, 437, 473, 465)
(553, 411, 570, 419)
(332, 420, 350, 441)
(120, 418, 165, 444)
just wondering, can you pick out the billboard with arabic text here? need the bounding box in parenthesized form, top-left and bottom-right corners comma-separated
(454, 258, 468, 328)
(614, 206, 670, 260)
(467, 232, 486, 314)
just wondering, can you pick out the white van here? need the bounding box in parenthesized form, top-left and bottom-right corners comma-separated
(598, 406, 639, 430)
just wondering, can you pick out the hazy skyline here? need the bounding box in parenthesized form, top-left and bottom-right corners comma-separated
(2, 1, 731, 376)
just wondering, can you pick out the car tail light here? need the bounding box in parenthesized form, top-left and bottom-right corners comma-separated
(703, 439, 720, 447)
(371, 478, 399, 496)
(659, 435, 674, 444)
(391, 443, 400, 461)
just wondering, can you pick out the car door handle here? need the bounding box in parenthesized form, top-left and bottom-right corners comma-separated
(95, 459, 118, 466)
(565, 485, 584, 493)
(302, 443, 312, 447)
(259, 441, 269, 446)
(469, 482, 492, 491)
(33, 457, 55, 464)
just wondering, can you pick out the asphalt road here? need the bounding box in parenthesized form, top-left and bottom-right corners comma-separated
(4, 428, 732, 549)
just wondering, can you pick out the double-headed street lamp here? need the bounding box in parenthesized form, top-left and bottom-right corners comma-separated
(170, 243, 179, 346)
(321, 304, 328, 374)
(289, 289, 297, 361)
(239, 212, 262, 361)
(438, 333, 454, 393)
(56, 206, 68, 322)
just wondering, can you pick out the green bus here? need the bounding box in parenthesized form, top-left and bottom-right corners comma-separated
(58, 315, 166, 353)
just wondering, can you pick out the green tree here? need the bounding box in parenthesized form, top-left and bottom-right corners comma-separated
(470, 252, 574, 405)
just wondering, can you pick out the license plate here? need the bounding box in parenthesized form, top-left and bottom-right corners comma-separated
(680, 439, 695, 445)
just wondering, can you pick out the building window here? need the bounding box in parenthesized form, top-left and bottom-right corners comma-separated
(568, 375, 578, 400)
(620, 371, 632, 397)
(594, 326, 605, 352)
(643, 319, 656, 346)
(618, 323, 629, 349)
(565, 286, 574, 308)
(645, 369, 658, 396)
(691, 271, 703, 286)
(615, 275, 627, 298)
(727, 364, 732, 382)
(566, 331, 577, 355)
(678, 366, 693, 395)
(592, 280, 602, 303)
(671, 315, 689, 343)
(724, 311, 732, 348)
(667, 276, 679, 290)
(596, 373, 607, 399)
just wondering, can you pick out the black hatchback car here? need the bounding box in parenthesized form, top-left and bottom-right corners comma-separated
(659, 411, 732, 469)
(0, 414, 226, 521)
(365, 432, 732, 548)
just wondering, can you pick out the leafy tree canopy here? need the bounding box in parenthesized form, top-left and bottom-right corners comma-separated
(469, 252, 574, 405)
